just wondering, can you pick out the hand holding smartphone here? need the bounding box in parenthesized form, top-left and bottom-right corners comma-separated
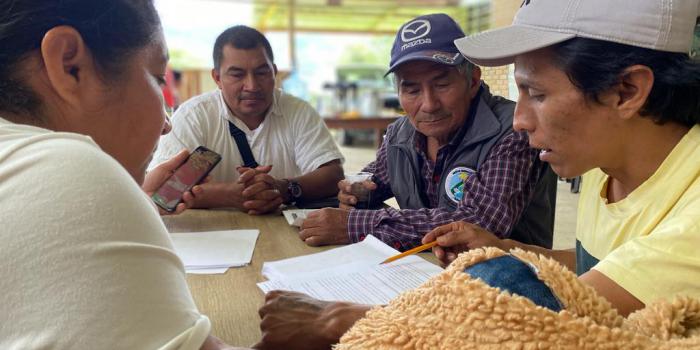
(151, 146, 222, 212)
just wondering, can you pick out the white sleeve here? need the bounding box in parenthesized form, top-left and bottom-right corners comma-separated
(149, 102, 207, 171)
(0, 136, 210, 350)
(291, 101, 344, 173)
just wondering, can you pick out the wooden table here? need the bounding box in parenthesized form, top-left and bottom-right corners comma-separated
(323, 116, 400, 148)
(163, 209, 335, 347)
(163, 208, 438, 347)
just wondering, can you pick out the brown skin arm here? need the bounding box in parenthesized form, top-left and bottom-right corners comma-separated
(254, 290, 370, 350)
(423, 221, 644, 316)
(272, 159, 344, 203)
(185, 166, 282, 214)
(187, 160, 342, 213)
(498, 238, 577, 272)
(579, 270, 645, 317)
(422, 221, 575, 269)
(187, 181, 247, 210)
(236, 159, 343, 214)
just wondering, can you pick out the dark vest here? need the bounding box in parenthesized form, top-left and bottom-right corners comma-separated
(385, 86, 556, 248)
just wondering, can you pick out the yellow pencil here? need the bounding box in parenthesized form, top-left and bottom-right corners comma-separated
(380, 241, 439, 264)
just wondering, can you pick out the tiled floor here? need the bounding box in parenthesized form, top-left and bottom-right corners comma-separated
(339, 145, 578, 250)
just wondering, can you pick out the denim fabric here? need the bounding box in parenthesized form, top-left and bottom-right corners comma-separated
(576, 240, 600, 276)
(464, 255, 562, 312)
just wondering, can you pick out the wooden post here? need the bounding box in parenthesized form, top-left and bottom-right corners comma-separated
(288, 0, 297, 71)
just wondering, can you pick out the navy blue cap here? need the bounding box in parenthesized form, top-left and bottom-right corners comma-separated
(386, 13, 466, 76)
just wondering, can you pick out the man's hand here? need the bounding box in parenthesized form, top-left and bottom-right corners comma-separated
(299, 208, 351, 246)
(254, 290, 369, 350)
(237, 165, 284, 215)
(181, 165, 281, 214)
(337, 179, 377, 210)
(422, 221, 503, 267)
(143, 150, 192, 215)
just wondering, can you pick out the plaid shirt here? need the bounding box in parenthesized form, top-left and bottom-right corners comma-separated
(347, 124, 542, 252)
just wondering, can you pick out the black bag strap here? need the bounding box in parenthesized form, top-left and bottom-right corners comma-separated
(227, 120, 259, 168)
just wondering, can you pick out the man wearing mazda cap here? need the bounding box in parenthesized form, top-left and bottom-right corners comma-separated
(299, 13, 557, 252)
(252, 1, 700, 348)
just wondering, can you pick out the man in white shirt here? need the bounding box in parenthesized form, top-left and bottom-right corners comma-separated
(151, 25, 344, 214)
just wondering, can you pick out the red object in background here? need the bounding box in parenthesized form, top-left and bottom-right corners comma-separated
(162, 67, 177, 108)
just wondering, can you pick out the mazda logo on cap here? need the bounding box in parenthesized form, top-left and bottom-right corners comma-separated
(401, 19, 431, 42)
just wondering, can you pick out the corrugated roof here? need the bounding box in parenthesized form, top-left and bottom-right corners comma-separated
(238, 0, 489, 34)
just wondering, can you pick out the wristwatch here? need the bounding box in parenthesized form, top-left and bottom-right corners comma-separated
(285, 179, 303, 204)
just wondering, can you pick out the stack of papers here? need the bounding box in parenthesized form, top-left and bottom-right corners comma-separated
(282, 209, 316, 227)
(258, 235, 443, 305)
(170, 230, 260, 274)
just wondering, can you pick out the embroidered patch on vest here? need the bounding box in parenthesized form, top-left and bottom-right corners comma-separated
(445, 167, 475, 203)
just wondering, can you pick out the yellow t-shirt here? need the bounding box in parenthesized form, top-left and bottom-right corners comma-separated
(576, 125, 700, 305)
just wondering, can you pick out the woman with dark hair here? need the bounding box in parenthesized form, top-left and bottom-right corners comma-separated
(0, 1, 242, 349)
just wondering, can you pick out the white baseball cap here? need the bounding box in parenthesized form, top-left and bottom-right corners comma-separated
(455, 0, 700, 67)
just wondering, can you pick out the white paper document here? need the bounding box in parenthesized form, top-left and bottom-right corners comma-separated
(258, 235, 443, 305)
(170, 230, 259, 274)
(261, 234, 399, 280)
(282, 209, 316, 227)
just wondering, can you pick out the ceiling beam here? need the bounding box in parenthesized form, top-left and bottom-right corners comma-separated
(215, 0, 462, 7)
(262, 27, 400, 35)
(257, 4, 278, 30)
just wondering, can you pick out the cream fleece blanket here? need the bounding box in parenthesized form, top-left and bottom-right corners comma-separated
(336, 248, 700, 349)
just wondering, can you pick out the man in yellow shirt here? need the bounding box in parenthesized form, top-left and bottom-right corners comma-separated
(251, 0, 700, 348)
(428, 0, 700, 314)
(427, 0, 700, 315)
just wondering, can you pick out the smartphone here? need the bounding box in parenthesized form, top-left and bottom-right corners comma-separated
(151, 146, 222, 212)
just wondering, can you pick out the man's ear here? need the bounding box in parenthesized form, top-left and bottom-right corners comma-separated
(469, 65, 482, 97)
(272, 63, 278, 77)
(211, 68, 222, 88)
(612, 65, 654, 120)
(40, 25, 95, 107)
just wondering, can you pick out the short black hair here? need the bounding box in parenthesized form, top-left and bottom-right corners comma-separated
(550, 38, 700, 127)
(172, 69, 182, 82)
(0, 0, 161, 116)
(212, 25, 274, 71)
